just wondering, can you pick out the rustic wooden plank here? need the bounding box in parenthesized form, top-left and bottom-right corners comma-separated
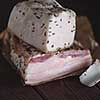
(96, 83, 100, 90)
(34, 80, 78, 100)
(0, 54, 43, 100)
(0, 53, 15, 72)
(0, 86, 43, 100)
(63, 76, 100, 100)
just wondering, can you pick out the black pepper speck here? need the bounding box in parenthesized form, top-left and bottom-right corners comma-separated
(95, 82, 97, 84)
(49, 31, 52, 33)
(18, 55, 21, 58)
(35, 8, 39, 10)
(33, 49, 38, 52)
(34, 12, 37, 15)
(32, 30, 35, 32)
(64, 43, 67, 45)
(60, 19, 62, 21)
(41, 23, 45, 28)
(36, 16, 41, 19)
(19, 10, 22, 13)
(47, 41, 49, 43)
(54, 21, 57, 23)
(33, 27, 35, 29)
(42, 42, 45, 45)
(49, 27, 52, 29)
(68, 42, 70, 45)
(20, 34, 23, 37)
(56, 24, 59, 26)
(22, 12, 25, 16)
(84, 73, 87, 76)
(71, 30, 74, 32)
(52, 33, 55, 35)
(44, 32, 47, 36)
(49, 35, 51, 37)
(73, 26, 75, 28)
(48, 13, 52, 16)
(51, 45, 54, 48)
(49, 20, 52, 22)
(32, 23, 35, 26)
(44, 26, 47, 29)
(68, 21, 70, 23)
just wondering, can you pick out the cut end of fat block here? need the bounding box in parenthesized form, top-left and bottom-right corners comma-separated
(8, 0, 76, 52)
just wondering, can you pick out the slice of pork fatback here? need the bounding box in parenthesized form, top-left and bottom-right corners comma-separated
(24, 50, 92, 85)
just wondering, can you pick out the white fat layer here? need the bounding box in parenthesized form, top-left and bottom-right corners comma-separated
(25, 54, 92, 75)
(25, 54, 92, 85)
(8, 0, 76, 52)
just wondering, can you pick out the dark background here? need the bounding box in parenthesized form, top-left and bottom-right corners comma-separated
(0, 1, 100, 100)
(0, 0, 100, 43)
